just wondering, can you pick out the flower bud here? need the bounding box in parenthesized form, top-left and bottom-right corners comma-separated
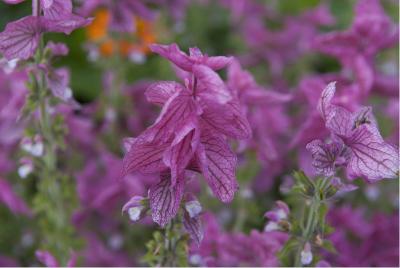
(21, 136, 44, 157)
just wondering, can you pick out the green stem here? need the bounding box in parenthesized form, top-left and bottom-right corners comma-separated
(31, 28, 75, 265)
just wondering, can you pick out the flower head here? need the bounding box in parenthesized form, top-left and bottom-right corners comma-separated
(308, 82, 399, 181)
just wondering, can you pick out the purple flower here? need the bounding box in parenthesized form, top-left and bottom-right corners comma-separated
(264, 201, 290, 232)
(0, 1, 91, 60)
(189, 213, 288, 266)
(308, 82, 399, 181)
(122, 46, 251, 226)
(306, 139, 350, 177)
(313, 0, 398, 95)
(227, 59, 291, 167)
(122, 195, 147, 222)
(325, 206, 399, 267)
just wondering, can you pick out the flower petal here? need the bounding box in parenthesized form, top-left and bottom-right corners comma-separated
(204, 56, 233, 70)
(201, 99, 252, 139)
(148, 91, 201, 143)
(196, 131, 238, 202)
(306, 139, 349, 177)
(145, 81, 184, 106)
(317, 81, 336, 121)
(149, 43, 193, 71)
(0, 16, 41, 60)
(183, 212, 204, 245)
(122, 137, 169, 176)
(345, 125, 399, 181)
(193, 64, 232, 104)
(163, 122, 200, 186)
(44, 14, 92, 34)
(149, 173, 184, 227)
(42, 0, 72, 20)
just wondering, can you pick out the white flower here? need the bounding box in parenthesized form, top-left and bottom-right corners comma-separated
(185, 200, 202, 218)
(264, 221, 280, 232)
(301, 243, 313, 265)
(128, 206, 143, 222)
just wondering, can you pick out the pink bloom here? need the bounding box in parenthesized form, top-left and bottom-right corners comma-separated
(0, 0, 91, 60)
(308, 82, 399, 181)
(123, 46, 250, 226)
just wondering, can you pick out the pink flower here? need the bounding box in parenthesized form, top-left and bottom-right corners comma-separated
(123, 45, 250, 226)
(0, 0, 91, 60)
(308, 82, 399, 181)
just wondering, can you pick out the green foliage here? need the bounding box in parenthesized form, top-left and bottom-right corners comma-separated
(279, 171, 338, 266)
(143, 219, 189, 267)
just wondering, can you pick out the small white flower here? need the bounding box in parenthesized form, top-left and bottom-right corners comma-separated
(264, 221, 280, 232)
(88, 48, 99, 61)
(18, 164, 33, 179)
(108, 234, 123, 250)
(185, 200, 202, 218)
(30, 142, 44, 157)
(129, 51, 146, 64)
(365, 185, 380, 201)
(128, 206, 143, 222)
(21, 137, 44, 157)
(63, 87, 73, 100)
(189, 254, 202, 266)
(276, 208, 288, 220)
(301, 243, 313, 265)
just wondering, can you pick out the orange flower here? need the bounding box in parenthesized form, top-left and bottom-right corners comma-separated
(86, 9, 156, 58)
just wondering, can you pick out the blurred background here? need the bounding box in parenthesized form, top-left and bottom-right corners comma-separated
(0, 0, 398, 266)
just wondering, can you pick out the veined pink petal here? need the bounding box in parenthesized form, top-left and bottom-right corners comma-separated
(163, 121, 200, 186)
(42, 0, 72, 20)
(0, 16, 42, 60)
(306, 139, 350, 177)
(145, 81, 184, 106)
(193, 64, 232, 104)
(197, 132, 238, 203)
(149, 91, 201, 142)
(150, 43, 193, 71)
(122, 138, 169, 176)
(201, 100, 252, 140)
(326, 106, 352, 138)
(344, 125, 399, 181)
(317, 81, 336, 121)
(44, 14, 92, 34)
(183, 212, 204, 245)
(149, 173, 184, 227)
